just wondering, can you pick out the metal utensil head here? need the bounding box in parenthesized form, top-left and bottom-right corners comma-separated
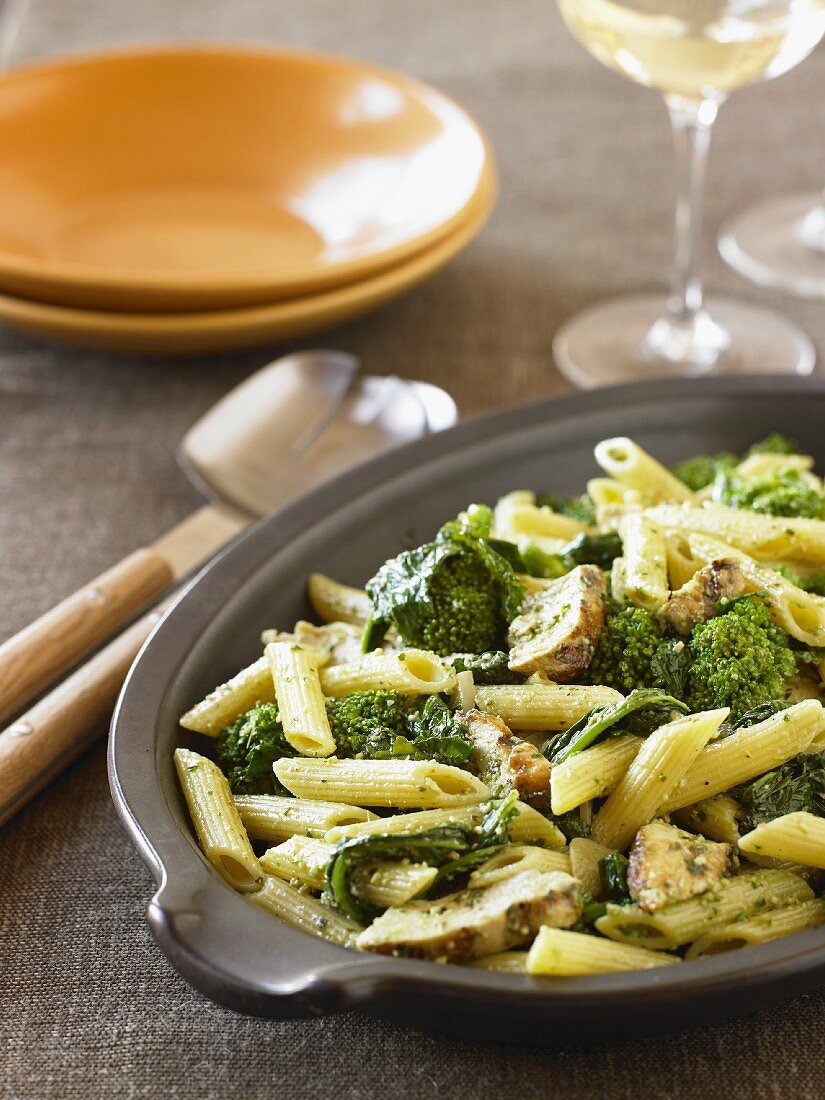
(179, 349, 457, 518)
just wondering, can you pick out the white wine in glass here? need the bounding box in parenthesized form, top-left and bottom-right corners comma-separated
(552, 0, 825, 388)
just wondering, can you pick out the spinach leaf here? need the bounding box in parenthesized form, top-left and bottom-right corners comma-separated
(542, 688, 687, 765)
(735, 751, 825, 831)
(598, 852, 632, 904)
(325, 793, 520, 924)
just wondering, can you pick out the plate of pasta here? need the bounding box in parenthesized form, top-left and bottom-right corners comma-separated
(110, 376, 825, 1038)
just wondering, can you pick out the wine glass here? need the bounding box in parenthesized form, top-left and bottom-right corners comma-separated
(551, 0, 825, 388)
(719, 185, 825, 299)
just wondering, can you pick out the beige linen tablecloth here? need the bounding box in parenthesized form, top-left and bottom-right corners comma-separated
(1, 2, 824, 1096)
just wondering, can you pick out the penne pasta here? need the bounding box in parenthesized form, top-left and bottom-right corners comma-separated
(594, 438, 695, 504)
(266, 642, 335, 756)
(673, 794, 743, 845)
(273, 756, 490, 809)
(587, 477, 644, 508)
(620, 513, 669, 611)
(647, 502, 825, 566)
(249, 874, 360, 946)
(550, 734, 643, 815)
(179, 656, 274, 735)
(469, 951, 530, 973)
(527, 927, 681, 974)
(325, 802, 566, 849)
(595, 869, 813, 950)
(234, 794, 378, 842)
(685, 533, 825, 646)
(685, 898, 825, 958)
(663, 700, 824, 812)
(476, 683, 624, 732)
(307, 573, 374, 626)
(568, 837, 613, 899)
(739, 812, 825, 869)
(261, 835, 438, 907)
(319, 649, 455, 698)
(591, 709, 727, 850)
(174, 748, 263, 892)
(468, 845, 571, 890)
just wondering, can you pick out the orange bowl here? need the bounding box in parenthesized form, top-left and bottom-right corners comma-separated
(0, 169, 495, 356)
(0, 46, 492, 311)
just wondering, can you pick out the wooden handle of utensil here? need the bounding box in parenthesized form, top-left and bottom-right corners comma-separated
(0, 548, 173, 724)
(0, 603, 166, 828)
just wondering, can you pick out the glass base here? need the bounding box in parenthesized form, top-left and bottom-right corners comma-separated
(552, 293, 815, 389)
(719, 191, 825, 299)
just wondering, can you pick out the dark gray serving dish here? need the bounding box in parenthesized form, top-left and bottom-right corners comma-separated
(110, 375, 825, 1039)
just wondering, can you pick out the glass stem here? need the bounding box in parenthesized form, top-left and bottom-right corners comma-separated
(664, 95, 719, 323)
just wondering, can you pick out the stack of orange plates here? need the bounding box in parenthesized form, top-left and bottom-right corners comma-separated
(0, 46, 496, 355)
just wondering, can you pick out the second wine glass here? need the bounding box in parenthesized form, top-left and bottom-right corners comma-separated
(552, 0, 825, 388)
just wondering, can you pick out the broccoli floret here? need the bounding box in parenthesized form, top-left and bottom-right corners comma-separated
(325, 690, 410, 756)
(363, 506, 525, 655)
(671, 433, 801, 492)
(449, 650, 520, 685)
(214, 702, 294, 795)
(535, 492, 598, 527)
(671, 451, 738, 492)
(586, 605, 664, 693)
(715, 468, 825, 520)
(687, 597, 797, 721)
(563, 493, 598, 527)
(417, 555, 505, 653)
(747, 432, 799, 456)
(325, 690, 472, 765)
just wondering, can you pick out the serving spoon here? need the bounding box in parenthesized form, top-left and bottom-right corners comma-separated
(0, 350, 456, 825)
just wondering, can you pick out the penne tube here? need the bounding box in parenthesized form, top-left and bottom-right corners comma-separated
(469, 950, 530, 973)
(673, 794, 743, 844)
(591, 710, 727, 850)
(685, 898, 825, 958)
(476, 683, 624, 732)
(587, 477, 644, 508)
(610, 556, 628, 605)
(734, 453, 814, 479)
(594, 438, 695, 504)
(664, 532, 703, 590)
(595, 869, 813, 950)
(273, 756, 489, 809)
(174, 748, 263, 892)
(234, 794, 378, 842)
(307, 572, 374, 626)
(620, 513, 669, 612)
(527, 927, 680, 975)
(505, 502, 591, 540)
(320, 649, 455, 698)
(261, 835, 331, 889)
(647, 502, 825, 566)
(685, 533, 825, 646)
(266, 642, 335, 756)
(179, 656, 274, 735)
(739, 811, 825, 869)
(550, 735, 643, 815)
(663, 700, 824, 812)
(569, 837, 613, 899)
(249, 874, 360, 945)
(324, 802, 566, 849)
(468, 845, 571, 890)
(261, 835, 438, 907)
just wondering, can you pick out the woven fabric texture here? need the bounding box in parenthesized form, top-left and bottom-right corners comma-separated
(2, 1, 825, 1097)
